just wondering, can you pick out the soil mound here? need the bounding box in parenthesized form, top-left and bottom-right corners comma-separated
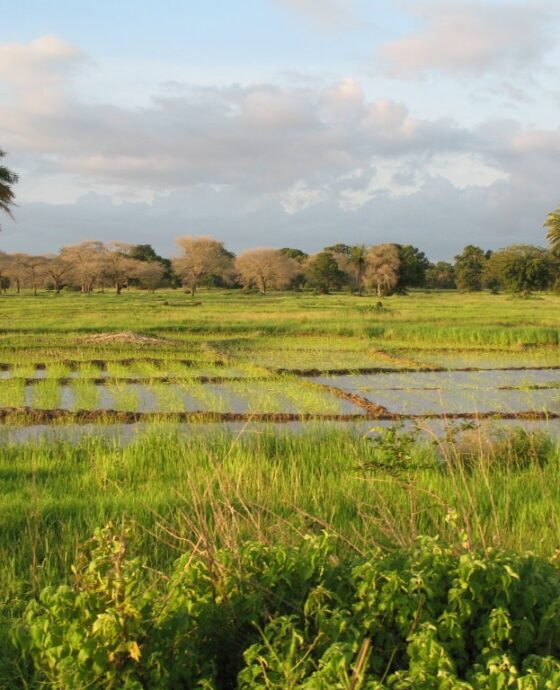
(80, 332, 166, 346)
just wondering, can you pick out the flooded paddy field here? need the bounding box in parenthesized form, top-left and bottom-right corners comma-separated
(1, 347, 559, 428)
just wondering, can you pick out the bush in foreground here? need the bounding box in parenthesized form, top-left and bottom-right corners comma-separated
(12, 523, 560, 689)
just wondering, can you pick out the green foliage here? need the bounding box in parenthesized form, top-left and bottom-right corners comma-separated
(128, 244, 176, 286)
(360, 424, 428, 475)
(454, 246, 487, 292)
(279, 247, 309, 263)
(12, 526, 560, 688)
(396, 245, 430, 290)
(425, 261, 456, 289)
(484, 245, 555, 295)
(305, 251, 347, 293)
(0, 148, 18, 226)
(544, 206, 560, 250)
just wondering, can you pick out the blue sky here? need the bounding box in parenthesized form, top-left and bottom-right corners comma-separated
(1, 0, 559, 259)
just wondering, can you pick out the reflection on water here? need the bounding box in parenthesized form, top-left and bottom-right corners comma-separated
(0, 418, 559, 445)
(313, 370, 560, 415)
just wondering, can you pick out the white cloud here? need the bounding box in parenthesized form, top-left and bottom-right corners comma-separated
(0, 39, 475, 197)
(380, 1, 556, 77)
(0, 36, 87, 118)
(1, 36, 559, 257)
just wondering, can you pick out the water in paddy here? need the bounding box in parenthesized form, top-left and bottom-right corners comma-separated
(313, 369, 560, 415)
(1, 418, 558, 445)
(4, 369, 560, 424)
(17, 381, 360, 414)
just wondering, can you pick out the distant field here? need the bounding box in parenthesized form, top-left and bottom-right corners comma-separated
(2, 288, 560, 686)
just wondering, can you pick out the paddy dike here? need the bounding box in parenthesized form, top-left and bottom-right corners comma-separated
(0, 407, 558, 426)
(0, 358, 226, 372)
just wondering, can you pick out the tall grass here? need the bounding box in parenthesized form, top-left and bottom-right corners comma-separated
(1, 425, 559, 608)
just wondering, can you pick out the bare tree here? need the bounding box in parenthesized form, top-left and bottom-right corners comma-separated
(172, 236, 234, 295)
(61, 241, 107, 293)
(235, 248, 298, 294)
(22, 255, 47, 295)
(133, 261, 165, 292)
(365, 244, 401, 297)
(42, 255, 74, 294)
(3, 253, 28, 293)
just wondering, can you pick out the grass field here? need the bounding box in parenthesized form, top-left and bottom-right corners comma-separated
(2, 288, 560, 687)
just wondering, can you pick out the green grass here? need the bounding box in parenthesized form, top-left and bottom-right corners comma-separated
(1, 425, 559, 597)
(0, 289, 558, 341)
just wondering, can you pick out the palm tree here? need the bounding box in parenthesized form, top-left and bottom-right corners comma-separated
(0, 149, 18, 228)
(348, 244, 367, 294)
(544, 205, 560, 250)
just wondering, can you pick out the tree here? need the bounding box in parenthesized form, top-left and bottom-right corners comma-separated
(0, 252, 9, 293)
(129, 244, 175, 287)
(484, 245, 554, 295)
(425, 262, 455, 289)
(22, 255, 46, 295)
(364, 244, 401, 297)
(128, 244, 160, 262)
(173, 236, 234, 295)
(396, 245, 430, 291)
(0, 149, 18, 229)
(61, 241, 107, 293)
(346, 245, 367, 294)
(3, 253, 27, 293)
(323, 243, 351, 257)
(544, 205, 560, 250)
(454, 245, 487, 291)
(279, 248, 308, 263)
(133, 261, 165, 292)
(305, 252, 346, 294)
(235, 249, 298, 294)
(42, 255, 74, 294)
(102, 242, 143, 295)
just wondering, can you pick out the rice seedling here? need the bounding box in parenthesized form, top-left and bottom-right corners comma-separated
(281, 377, 347, 415)
(105, 360, 135, 378)
(0, 378, 26, 407)
(150, 383, 187, 412)
(42, 362, 73, 379)
(70, 379, 101, 410)
(77, 361, 105, 377)
(10, 362, 39, 379)
(106, 383, 140, 411)
(30, 380, 61, 409)
(183, 381, 228, 412)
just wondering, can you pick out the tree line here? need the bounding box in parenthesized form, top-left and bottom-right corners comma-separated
(2, 149, 560, 296)
(1, 236, 560, 296)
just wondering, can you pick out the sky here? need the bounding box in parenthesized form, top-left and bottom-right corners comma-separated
(1, 0, 559, 260)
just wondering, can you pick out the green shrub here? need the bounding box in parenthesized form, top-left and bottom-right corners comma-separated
(11, 524, 560, 689)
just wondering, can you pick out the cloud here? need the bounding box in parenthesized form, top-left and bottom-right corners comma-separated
(0, 36, 87, 116)
(271, 0, 362, 31)
(2, 171, 554, 261)
(380, 1, 556, 77)
(1, 37, 559, 258)
(0, 40, 474, 197)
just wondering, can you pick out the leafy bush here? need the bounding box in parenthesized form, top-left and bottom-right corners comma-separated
(360, 424, 429, 475)
(11, 524, 560, 688)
